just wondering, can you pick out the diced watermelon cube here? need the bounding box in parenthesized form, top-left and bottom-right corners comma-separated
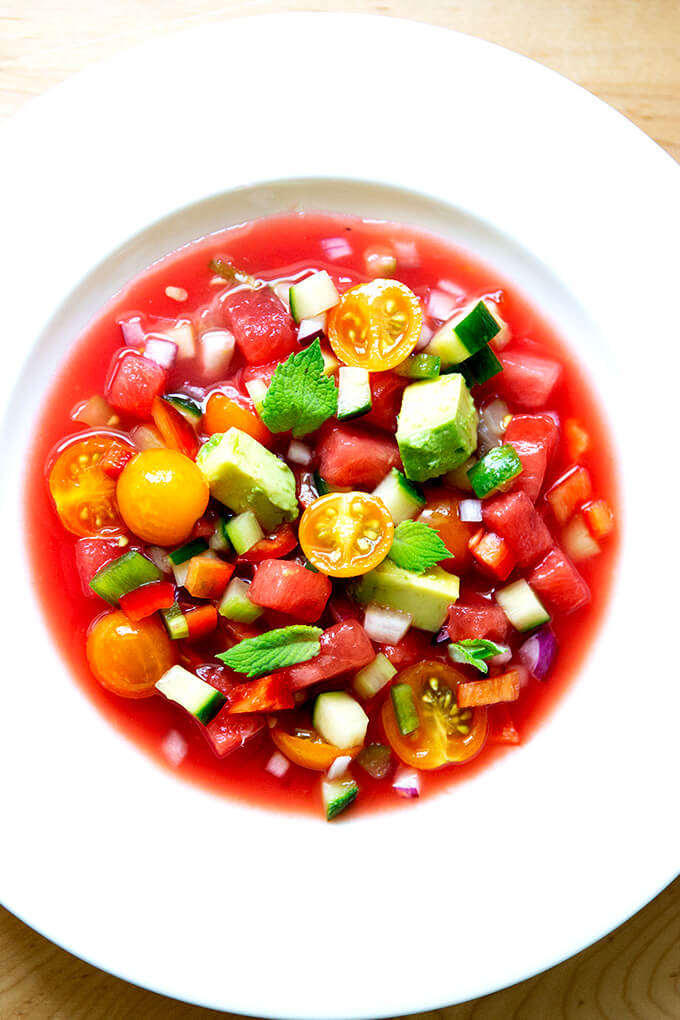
(223, 287, 298, 365)
(241, 360, 280, 389)
(529, 546, 590, 614)
(500, 351, 562, 410)
(505, 414, 559, 501)
(446, 602, 510, 642)
(248, 559, 332, 624)
(379, 629, 437, 670)
(204, 708, 265, 758)
(318, 425, 402, 489)
(482, 491, 553, 568)
(488, 704, 521, 745)
(283, 620, 374, 691)
(75, 537, 133, 598)
(105, 350, 167, 419)
(360, 372, 407, 433)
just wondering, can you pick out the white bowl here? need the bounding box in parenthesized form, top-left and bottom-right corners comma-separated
(0, 15, 678, 1018)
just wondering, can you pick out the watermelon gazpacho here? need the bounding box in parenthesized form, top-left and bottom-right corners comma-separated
(28, 212, 618, 820)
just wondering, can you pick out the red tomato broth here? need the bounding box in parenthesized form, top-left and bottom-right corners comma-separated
(25, 211, 620, 818)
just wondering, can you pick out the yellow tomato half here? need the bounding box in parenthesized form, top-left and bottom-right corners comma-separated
(299, 492, 394, 578)
(327, 279, 423, 370)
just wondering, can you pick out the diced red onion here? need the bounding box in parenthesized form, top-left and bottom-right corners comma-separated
(321, 237, 353, 260)
(478, 398, 510, 454)
(144, 335, 178, 371)
(392, 767, 421, 798)
(265, 751, 290, 779)
(327, 755, 352, 781)
(287, 440, 312, 466)
(518, 627, 558, 680)
(119, 315, 145, 346)
(393, 239, 420, 269)
(200, 329, 235, 379)
(297, 314, 326, 345)
(434, 624, 449, 645)
(459, 499, 482, 522)
(427, 288, 460, 322)
(544, 410, 560, 427)
(273, 281, 291, 307)
(414, 322, 433, 351)
(146, 546, 172, 574)
(488, 644, 512, 667)
(363, 604, 412, 644)
(178, 383, 206, 402)
(161, 729, 188, 767)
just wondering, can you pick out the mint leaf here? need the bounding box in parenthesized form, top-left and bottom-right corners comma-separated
(260, 339, 338, 438)
(387, 520, 449, 574)
(216, 625, 322, 678)
(208, 257, 258, 288)
(448, 639, 505, 675)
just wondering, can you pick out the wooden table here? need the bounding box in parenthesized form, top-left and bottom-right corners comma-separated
(1, 2, 678, 1016)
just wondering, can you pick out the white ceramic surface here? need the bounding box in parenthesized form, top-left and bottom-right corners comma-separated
(0, 14, 678, 1019)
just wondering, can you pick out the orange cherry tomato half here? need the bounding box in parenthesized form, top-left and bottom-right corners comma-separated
(116, 448, 209, 546)
(271, 725, 360, 772)
(327, 279, 423, 371)
(299, 492, 394, 578)
(203, 391, 272, 447)
(86, 610, 176, 698)
(417, 491, 477, 572)
(382, 661, 488, 770)
(48, 432, 129, 537)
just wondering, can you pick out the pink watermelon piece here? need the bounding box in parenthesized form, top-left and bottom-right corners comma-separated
(482, 491, 553, 568)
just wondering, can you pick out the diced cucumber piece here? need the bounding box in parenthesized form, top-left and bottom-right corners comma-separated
(156, 665, 226, 724)
(168, 538, 209, 566)
(245, 378, 268, 413)
(395, 353, 441, 379)
(89, 551, 163, 604)
(496, 579, 550, 632)
(322, 777, 359, 821)
(165, 394, 202, 424)
(353, 653, 397, 700)
(426, 299, 501, 368)
(313, 691, 369, 748)
(458, 345, 503, 387)
(218, 577, 263, 623)
(314, 471, 330, 496)
(468, 444, 523, 498)
(391, 683, 419, 735)
(444, 455, 476, 492)
(320, 348, 339, 377)
(161, 602, 190, 640)
(208, 516, 232, 553)
(337, 367, 372, 421)
(372, 467, 425, 524)
(224, 511, 264, 554)
(289, 271, 340, 323)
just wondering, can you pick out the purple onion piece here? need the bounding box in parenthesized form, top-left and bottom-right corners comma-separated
(144, 336, 178, 371)
(434, 624, 449, 645)
(392, 767, 421, 799)
(518, 627, 558, 680)
(119, 315, 145, 346)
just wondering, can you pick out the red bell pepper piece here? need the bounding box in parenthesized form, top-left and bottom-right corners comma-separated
(582, 499, 614, 540)
(119, 580, 175, 621)
(227, 675, 294, 714)
(546, 466, 593, 525)
(151, 396, 200, 459)
(564, 418, 590, 461)
(457, 669, 521, 709)
(468, 528, 516, 581)
(488, 704, 521, 745)
(236, 523, 298, 564)
(184, 604, 218, 640)
(100, 440, 135, 479)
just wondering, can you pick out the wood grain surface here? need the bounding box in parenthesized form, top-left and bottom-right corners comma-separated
(1, 2, 678, 1017)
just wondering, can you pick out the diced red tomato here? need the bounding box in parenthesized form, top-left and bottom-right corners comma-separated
(75, 537, 131, 597)
(379, 628, 438, 670)
(283, 620, 374, 691)
(488, 704, 521, 745)
(564, 418, 590, 460)
(458, 669, 521, 708)
(468, 528, 516, 581)
(582, 499, 614, 540)
(190, 514, 218, 540)
(317, 425, 401, 489)
(151, 397, 200, 459)
(482, 491, 553, 568)
(499, 351, 562, 409)
(546, 466, 593, 525)
(204, 707, 265, 757)
(119, 580, 175, 621)
(248, 559, 332, 624)
(529, 546, 590, 614)
(446, 602, 510, 643)
(236, 524, 298, 564)
(222, 287, 298, 364)
(184, 604, 219, 640)
(360, 372, 407, 432)
(184, 555, 234, 600)
(100, 441, 135, 480)
(505, 413, 559, 501)
(227, 675, 294, 714)
(105, 350, 167, 419)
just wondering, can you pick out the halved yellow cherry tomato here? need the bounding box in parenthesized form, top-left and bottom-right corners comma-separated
(382, 661, 488, 770)
(271, 725, 360, 772)
(299, 492, 394, 578)
(86, 610, 176, 698)
(48, 432, 128, 536)
(327, 279, 423, 370)
(116, 448, 209, 546)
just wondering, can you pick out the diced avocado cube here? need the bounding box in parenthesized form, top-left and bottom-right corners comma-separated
(396, 374, 478, 483)
(196, 427, 298, 532)
(353, 560, 459, 632)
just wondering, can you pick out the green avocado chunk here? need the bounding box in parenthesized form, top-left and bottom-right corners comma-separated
(396, 374, 478, 483)
(196, 427, 298, 532)
(353, 559, 460, 632)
